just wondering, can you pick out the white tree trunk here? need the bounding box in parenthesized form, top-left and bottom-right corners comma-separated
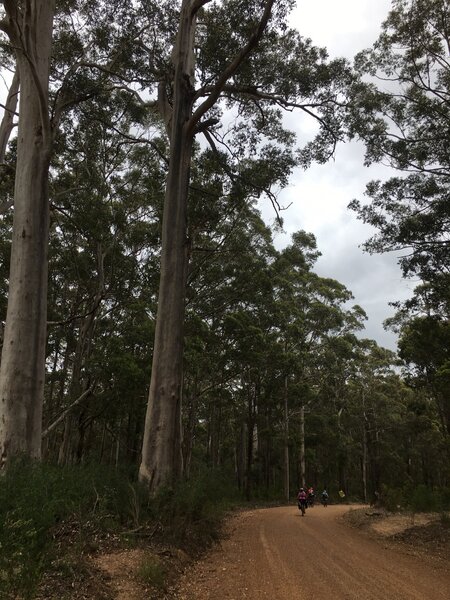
(299, 404, 306, 488)
(138, 0, 275, 493)
(0, 67, 19, 165)
(139, 0, 195, 492)
(283, 375, 289, 501)
(0, 1, 55, 465)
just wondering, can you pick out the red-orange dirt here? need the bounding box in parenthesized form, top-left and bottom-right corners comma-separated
(169, 505, 450, 600)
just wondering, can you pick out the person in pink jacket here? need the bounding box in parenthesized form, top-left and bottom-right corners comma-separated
(297, 488, 308, 516)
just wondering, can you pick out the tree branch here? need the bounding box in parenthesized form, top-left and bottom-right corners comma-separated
(0, 101, 18, 116)
(189, 0, 275, 132)
(190, 0, 213, 15)
(202, 83, 342, 142)
(42, 386, 94, 438)
(0, 66, 19, 163)
(94, 116, 169, 165)
(195, 116, 219, 133)
(0, 18, 10, 35)
(0, 198, 14, 214)
(47, 302, 103, 327)
(203, 128, 287, 226)
(3, 2, 54, 144)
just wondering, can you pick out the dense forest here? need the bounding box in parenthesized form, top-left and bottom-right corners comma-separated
(0, 0, 449, 595)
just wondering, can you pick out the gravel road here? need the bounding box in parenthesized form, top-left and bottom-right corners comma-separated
(172, 505, 450, 600)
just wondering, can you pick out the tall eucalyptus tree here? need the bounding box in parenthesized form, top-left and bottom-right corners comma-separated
(0, 0, 152, 464)
(0, 1, 56, 463)
(138, 0, 352, 492)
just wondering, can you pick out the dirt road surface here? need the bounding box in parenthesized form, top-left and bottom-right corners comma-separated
(172, 505, 450, 600)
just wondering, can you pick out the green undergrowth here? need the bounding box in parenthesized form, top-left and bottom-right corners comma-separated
(149, 467, 240, 548)
(381, 484, 450, 513)
(137, 555, 167, 590)
(0, 461, 239, 599)
(0, 460, 142, 599)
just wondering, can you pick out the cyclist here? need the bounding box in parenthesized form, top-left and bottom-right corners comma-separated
(307, 486, 315, 507)
(297, 488, 308, 516)
(321, 489, 329, 507)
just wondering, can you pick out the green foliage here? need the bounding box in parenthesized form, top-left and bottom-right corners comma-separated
(137, 555, 167, 589)
(0, 461, 147, 598)
(409, 485, 438, 512)
(349, 0, 450, 345)
(150, 468, 240, 546)
(440, 487, 450, 510)
(440, 511, 450, 527)
(347, 2, 450, 488)
(0, 463, 240, 598)
(381, 484, 450, 513)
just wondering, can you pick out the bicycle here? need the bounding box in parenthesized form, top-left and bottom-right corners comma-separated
(298, 500, 307, 516)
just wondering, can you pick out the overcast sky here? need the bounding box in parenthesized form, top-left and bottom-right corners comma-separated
(259, 0, 414, 351)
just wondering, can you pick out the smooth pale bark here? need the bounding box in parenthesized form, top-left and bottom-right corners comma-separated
(283, 375, 289, 501)
(182, 389, 197, 478)
(362, 422, 368, 503)
(139, 0, 275, 493)
(139, 0, 196, 492)
(235, 421, 246, 491)
(138, 105, 192, 489)
(0, 67, 19, 166)
(362, 391, 368, 503)
(0, 1, 55, 465)
(245, 384, 256, 501)
(299, 404, 305, 489)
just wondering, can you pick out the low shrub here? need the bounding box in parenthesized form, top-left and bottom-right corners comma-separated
(440, 487, 450, 511)
(0, 461, 242, 598)
(410, 484, 438, 512)
(380, 486, 406, 511)
(380, 484, 450, 513)
(137, 555, 167, 589)
(150, 467, 240, 547)
(440, 511, 450, 527)
(0, 460, 148, 599)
